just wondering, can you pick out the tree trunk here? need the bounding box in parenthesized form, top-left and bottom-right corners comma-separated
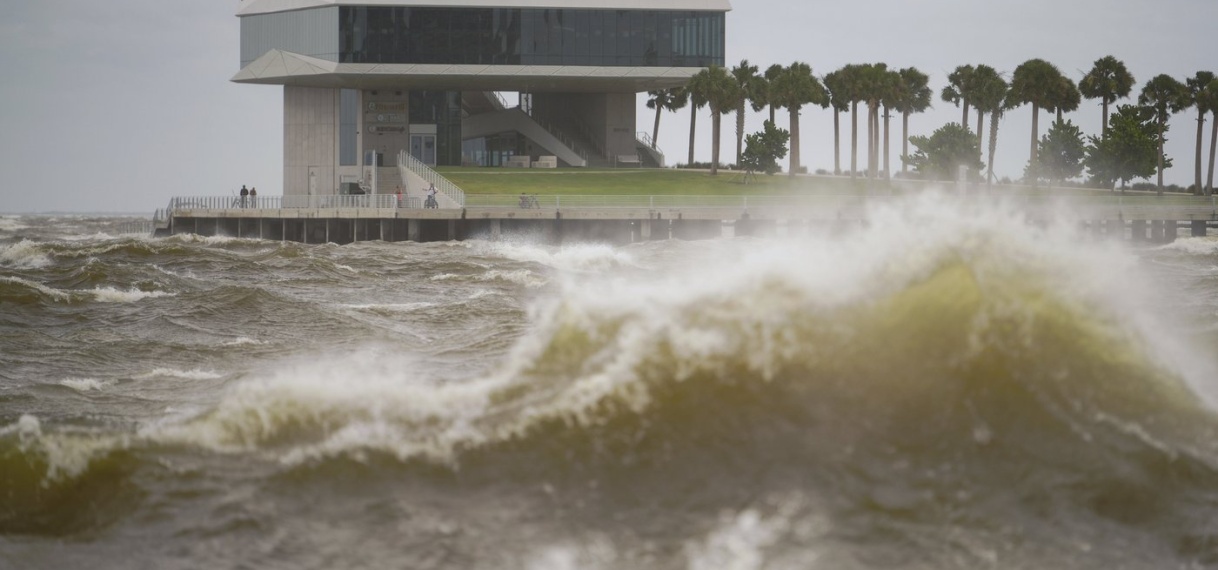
(873, 105, 881, 178)
(1056, 107, 1063, 123)
(769, 104, 776, 125)
(790, 106, 801, 176)
(736, 102, 746, 167)
(902, 112, 910, 173)
(1101, 99, 1110, 138)
(1029, 103, 1040, 184)
(962, 101, 969, 130)
(988, 110, 1000, 187)
(711, 112, 721, 176)
(688, 105, 697, 166)
(977, 110, 985, 156)
(867, 103, 876, 178)
(1196, 109, 1205, 195)
(1157, 116, 1165, 195)
(651, 106, 662, 150)
(883, 106, 891, 179)
(851, 101, 858, 178)
(833, 110, 841, 175)
(1208, 111, 1217, 195)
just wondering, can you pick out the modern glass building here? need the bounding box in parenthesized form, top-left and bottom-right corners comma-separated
(233, 0, 730, 197)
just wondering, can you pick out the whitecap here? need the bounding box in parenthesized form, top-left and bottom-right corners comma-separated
(89, 286, 175, 303)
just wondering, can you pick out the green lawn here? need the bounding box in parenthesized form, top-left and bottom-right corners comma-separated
(435, 167, 1173, 198)
(436, 167, 877, 195)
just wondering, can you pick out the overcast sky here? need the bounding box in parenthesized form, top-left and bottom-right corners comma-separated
(1, 0, 1215, 213)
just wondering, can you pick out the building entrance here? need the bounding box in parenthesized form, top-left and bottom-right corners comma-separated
(410, 134, 437, 166)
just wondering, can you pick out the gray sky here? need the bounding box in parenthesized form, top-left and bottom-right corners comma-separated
(1, 0, 1215, 213)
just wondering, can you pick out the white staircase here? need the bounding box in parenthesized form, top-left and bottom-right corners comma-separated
(462, 108, 588, 167)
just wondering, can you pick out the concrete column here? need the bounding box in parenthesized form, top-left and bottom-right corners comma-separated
(1192, 220, 1208, 237)
(407, 218, 421, 242)
(1131, 219, 1147, 242)
(1164, 221, 1177, 243)
(1150, 220, 1164, 242)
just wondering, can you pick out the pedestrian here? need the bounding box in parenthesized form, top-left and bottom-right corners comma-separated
(395, 186, 403, 207)
(239, 185, 249, 208)
(426, 183, 438, 208)
(250, 187, 257, 208)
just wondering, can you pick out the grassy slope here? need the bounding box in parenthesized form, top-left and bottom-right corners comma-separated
(436, 167, 1139, 197)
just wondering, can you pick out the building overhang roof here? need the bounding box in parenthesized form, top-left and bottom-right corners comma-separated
(236, 0, 731, 16)
(232, 50, 701, 92)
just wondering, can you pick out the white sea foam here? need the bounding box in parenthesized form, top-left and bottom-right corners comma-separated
(0, 239, 52, 268)
(3, 415, 128, 482)
(0, 276, 73, 302)
(0, 217, 29, 232)
(136, 368, 223, 381)
(431, 269, 547, 288)
(89, 286, 175, 303)
(222, 337, 268, 347)
(341, 302, 436, 312)
(59, 378, 112, 392)
(1156, 237, 1218, 256)
(485, 242, 636, 273)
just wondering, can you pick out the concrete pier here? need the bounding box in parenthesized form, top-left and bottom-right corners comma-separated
(158, 195, 1216, 245)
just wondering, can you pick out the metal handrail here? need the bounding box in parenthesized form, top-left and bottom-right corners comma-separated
(397, 150, 466, 206)
(159, 193, 1218, 219)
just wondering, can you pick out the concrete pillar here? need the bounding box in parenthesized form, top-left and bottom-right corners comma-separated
(1164, 221, 1177, 243)
(407, 218, 421, 242)
(1150, 220, 1164, 242)
(1131, 219, 1147, 242)
(1192, 220, 1208, 237)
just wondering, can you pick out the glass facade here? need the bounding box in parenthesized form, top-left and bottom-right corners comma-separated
(409, 91, 463, 167)
(327, 7, 723, 67)
(241, 7, 339, 67)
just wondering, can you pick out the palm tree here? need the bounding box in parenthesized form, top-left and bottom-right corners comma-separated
(857, 63, 890, 178)
(1186, 71, 1216, 194)
(972, 71, 1010, 184)
(1078, 56, 1135, 138)
(763, 64, 785, 124)
(730, 60, 760, 166)
(823, 68, 852, 175)
(770, 62, 829, 176)
(1009, 58, 1069, 182)
(645, 88, 688, 151)
(687, 65, 741, 175)
(843, 64, 866, 178)
(969, 65, 1004, 150)
(686, 86, 707, 167)
(1202, 78, 1218, 195)
(942, 64, 976, 130)
(890, 67, 932, 174)
(1138, 74, 1191, 194)
(1054, 76, 1081, 123)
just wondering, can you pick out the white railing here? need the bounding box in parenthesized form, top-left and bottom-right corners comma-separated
(397, 150, 465, 206)
(160, 193, 1218, 220)
(168, 194, 412, 210)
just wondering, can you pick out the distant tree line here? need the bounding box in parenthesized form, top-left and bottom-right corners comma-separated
(646, 57, 1218, 195)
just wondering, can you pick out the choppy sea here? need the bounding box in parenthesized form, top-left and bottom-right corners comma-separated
(3, 195, 1218, 569)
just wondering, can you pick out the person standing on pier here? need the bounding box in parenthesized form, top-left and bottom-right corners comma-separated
(239, 185, 249, 208)
(250, 187, 257, 208)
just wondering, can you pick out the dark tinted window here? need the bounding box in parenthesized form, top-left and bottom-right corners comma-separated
(338, 7, 723, 67)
